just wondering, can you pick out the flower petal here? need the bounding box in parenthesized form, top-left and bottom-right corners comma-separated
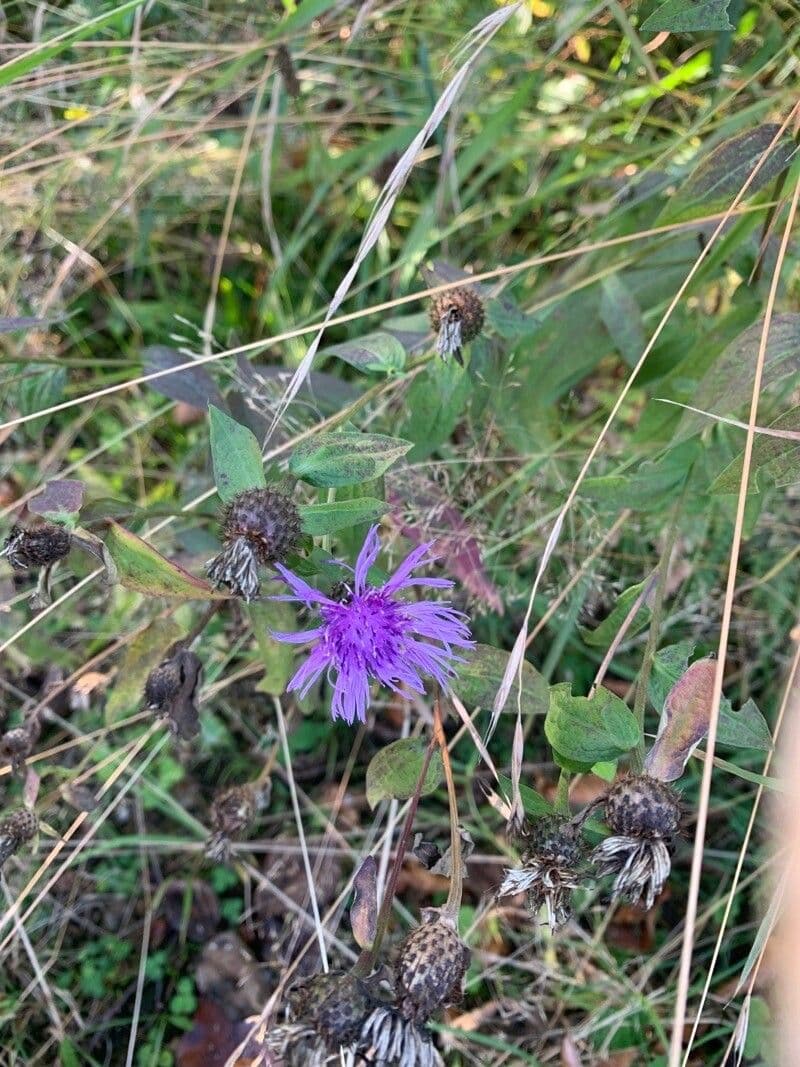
(272, 563, 335, 606)
(354, 525, 382, 593)
(381, 540, 441, 593)
(270, 626, 326, 645)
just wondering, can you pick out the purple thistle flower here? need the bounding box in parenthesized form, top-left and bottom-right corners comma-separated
(270, 526, 474, 724)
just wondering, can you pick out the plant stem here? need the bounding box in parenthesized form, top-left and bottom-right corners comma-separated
(434, 695, 463, 923)
(351, 734, 437, 978)
(555, 769, 571, 816)
(631, 481, 688, 771)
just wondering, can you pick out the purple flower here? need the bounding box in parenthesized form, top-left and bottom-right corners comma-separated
(271, 526, 474, 724)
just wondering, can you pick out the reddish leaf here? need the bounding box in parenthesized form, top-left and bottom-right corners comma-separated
(175, 1000, 271, 1067)
(28, 479, 85, 525)
(350, 856, 377, 950)
(387, 472, 503, 614)
(646, 658, 717, 782)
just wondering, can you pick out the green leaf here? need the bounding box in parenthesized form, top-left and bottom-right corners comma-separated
(676, 315, 800, 441)
(454, 643, 548, 719)
(105, 617, 183, 723)
(208, 404, 265, 503)
(321, 332, 406, 374)
(402, 362, 472, 461)
(104, 522, 226, 600)
(659, 125, 793, 225)
(248, 600, 297, 696)
(365, 738, 443, 809)
(581, 439, 701, 511)
(711, 406, 800, 493)
(497, 775, 553, 818)
(299, 497, 386, 536)
(0, 0, 147, 88)
(641, 0, 732, 32)
(290, 432, 411, 488)
(545, 683, 641, 770)
(580, 580, 652, 648)
(599, 275, 647, 367)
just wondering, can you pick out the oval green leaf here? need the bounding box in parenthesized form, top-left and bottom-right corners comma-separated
(290, 432, 412, 489)
(545, 683, 641, 769)
(209, 404, 266, 502)
(454, 643, 548, 719)
(299, 497, 386, 536)
(365, 738, 442, 809)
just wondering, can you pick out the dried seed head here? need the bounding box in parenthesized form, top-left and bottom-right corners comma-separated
(276, 44, 300, 98)
(498, 817, 585, 932)
(0, 718, 41, 775)
(429, 286, 484, 366)
(592, 835, 673, 911)
(1, 523, 71, 570)
(604, 775, 681, 841)
(395, 910, 470, 1022)
(205, 783, 258, 863)
(206, 487, 301, 601)
(0, 808, 38, 868)
(289, 970, 375, 1047)
(266, 1023, 330, 1067)
(354, 1006, 444, 1067)
(143, 648, 202, 740)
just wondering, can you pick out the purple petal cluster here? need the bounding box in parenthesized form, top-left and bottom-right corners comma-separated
(271, 527, 473, 724)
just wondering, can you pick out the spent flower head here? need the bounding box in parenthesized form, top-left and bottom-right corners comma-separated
(271, 526, 473, 724)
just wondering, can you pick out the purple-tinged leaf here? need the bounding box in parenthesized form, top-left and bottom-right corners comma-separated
(350, 856, 377, 950)
(142, 345, 224, 411)
(387, 473, 503, 614)
(28, 479, 85, 527)
(646, 657, 718, 782)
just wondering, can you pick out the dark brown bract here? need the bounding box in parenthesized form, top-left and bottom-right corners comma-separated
(395, 912, 470, 1021)
(289, 970, 376, 1047)
(1, 522, 71, 570)
(143, 648, 202, 740)
(604, 774, 681, 841)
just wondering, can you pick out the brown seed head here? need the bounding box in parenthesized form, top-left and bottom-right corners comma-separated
(0, 808, 38, 867)
(525, 816, 583, 869)
(604, 774, 681, 841)
(289, 970, 375, 1046)
(209, 784, 257, 840)
(1, 523, 71, 570)
(429, 286, 485, 365)
(143, 649, 202, 740)
(221, 487, 301, 566)
(395, 911, 470, 1021)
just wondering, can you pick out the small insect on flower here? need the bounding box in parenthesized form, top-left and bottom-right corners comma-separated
(206, 487, 301, 602)
(592, 774, 681, 910)
(271, 526, 474, 725)
(1, 522, 71, 570)
(429, 286, 484, 366)
(0, 808, 38, 869)
(497, 816, 586, 932)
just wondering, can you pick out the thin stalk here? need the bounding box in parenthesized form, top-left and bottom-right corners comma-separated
(555, 769, 571, 817)
(631, 481, 689, 772)
(351, 734, 437, 977)
(434, 696, 463, 922)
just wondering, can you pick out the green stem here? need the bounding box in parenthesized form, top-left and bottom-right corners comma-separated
(555, 769, 571, 816)
(631, 481, 689, 772)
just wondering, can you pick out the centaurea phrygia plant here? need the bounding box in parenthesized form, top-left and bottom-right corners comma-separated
(271, 526, 473, 724)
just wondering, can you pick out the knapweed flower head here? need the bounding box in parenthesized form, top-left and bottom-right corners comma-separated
(429, 286, 484, 366)
(271, 526, 473, 725)
(1, 522, 71, 570)
(497, 816, 586, 932)
(592, 774, 681, 910)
